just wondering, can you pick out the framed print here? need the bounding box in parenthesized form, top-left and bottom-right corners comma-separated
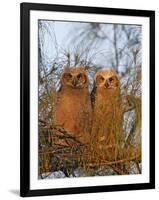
(20, 2, 155, 197)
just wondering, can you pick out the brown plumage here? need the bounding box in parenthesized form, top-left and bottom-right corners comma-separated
(53, 66, 92, 145)
(91, 69, 124, 150)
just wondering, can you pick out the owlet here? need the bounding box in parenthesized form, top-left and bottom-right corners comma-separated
(53, 66, 92, 145)
(91, 69, 124, 150)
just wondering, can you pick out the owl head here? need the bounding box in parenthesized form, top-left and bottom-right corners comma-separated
(94, 69, 119, 90)
(60, 66, 88, 89)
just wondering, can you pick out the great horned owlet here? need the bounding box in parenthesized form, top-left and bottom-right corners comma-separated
(53, 66, 92, 145)
(91, 69, 124, 150)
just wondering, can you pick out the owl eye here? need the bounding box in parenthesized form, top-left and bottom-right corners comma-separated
(109, 77, 113, 82)
(100, 76, 104, 81)
(109, 76, 119, 87)
(96, 75, 105, 85)
(77, 73, 87, 83)
(63, 73, 72, 80)
(77, 74, 82, 79)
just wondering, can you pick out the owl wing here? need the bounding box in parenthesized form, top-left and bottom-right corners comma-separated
(90, 82, 96, 108)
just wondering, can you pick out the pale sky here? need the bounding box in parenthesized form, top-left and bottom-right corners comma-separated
(39, 20, 141, 74)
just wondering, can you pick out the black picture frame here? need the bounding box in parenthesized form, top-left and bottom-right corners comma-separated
(20, 2, 155, 197)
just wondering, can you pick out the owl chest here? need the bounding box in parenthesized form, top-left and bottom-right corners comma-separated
(94, 92, 122, 120)
(56, 92, 87, 114)
(54, 91, 90, 136)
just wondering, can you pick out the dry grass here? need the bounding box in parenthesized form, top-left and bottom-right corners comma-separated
(38, 94, 141, 177)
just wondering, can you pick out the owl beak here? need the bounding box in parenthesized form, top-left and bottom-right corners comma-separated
(105, 80, 110, 88)
(72, 77, 77, 87)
